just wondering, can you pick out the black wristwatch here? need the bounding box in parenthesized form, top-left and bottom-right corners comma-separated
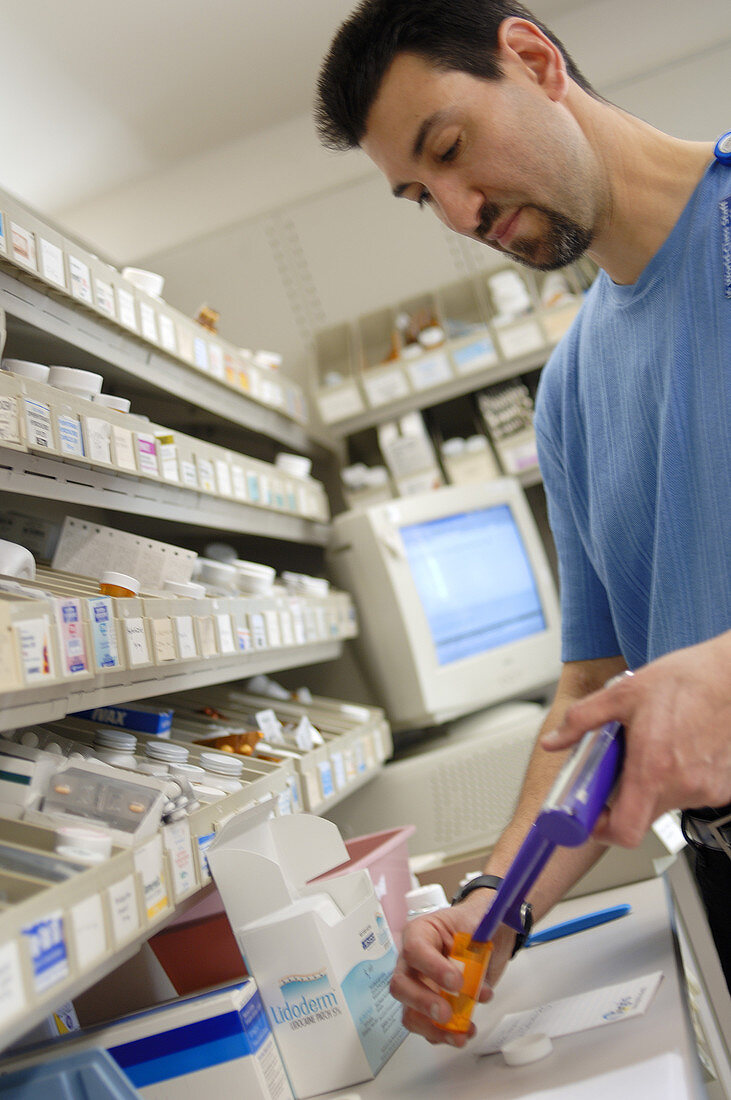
(451, 874, 533, 957)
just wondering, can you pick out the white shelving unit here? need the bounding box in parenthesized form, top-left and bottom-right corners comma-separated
(0, 445, 330, 546)
(0, 269, 327, 456)
(320, 341, 564, 440)
(0, 686, 392, 1050)
(0, 209, 386, 1054)
(309, 265, 590, 438)
(309, 266, 593, 521)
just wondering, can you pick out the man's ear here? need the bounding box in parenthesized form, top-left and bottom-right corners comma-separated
(497, 17, 570, 101)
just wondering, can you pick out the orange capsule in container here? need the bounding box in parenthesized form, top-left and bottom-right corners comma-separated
(99, 571, 140, 598)
(193, 731, 261, 756)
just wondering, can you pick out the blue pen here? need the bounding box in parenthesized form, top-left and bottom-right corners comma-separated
(525, 903, 631, 947)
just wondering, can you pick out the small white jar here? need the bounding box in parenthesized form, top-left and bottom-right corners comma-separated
(145, 740, 189, 766)
(93, 728, 138, 769)
(199, 751, 245, 793)
(170, 762, 206, 780)
(55, 824, 112, 866)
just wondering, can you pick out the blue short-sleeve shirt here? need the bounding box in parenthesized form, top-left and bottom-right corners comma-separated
(535, 159, 731, 670)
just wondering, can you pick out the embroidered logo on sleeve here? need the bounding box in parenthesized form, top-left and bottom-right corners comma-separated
(721, 197, 731, 299)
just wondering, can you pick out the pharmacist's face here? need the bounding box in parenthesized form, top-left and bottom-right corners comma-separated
(362, 50, 599, 271)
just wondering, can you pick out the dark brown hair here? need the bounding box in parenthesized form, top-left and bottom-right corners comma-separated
(316, 0, 596, 150)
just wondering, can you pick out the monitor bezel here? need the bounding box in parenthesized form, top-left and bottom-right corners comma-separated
(328, 478, 561, 731)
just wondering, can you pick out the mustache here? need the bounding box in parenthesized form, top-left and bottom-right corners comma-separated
(475, 202, 502, 241)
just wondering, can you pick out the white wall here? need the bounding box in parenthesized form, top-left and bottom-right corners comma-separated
(124, 1, 731, 390)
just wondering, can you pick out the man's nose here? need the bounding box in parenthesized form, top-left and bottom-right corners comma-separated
(430, 180, 485, 237)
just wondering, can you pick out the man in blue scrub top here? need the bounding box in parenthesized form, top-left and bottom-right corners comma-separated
(316, 0, 731, 1036)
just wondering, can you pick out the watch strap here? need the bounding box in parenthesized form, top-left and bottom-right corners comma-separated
(451, 874, 532, 957)
(450, 874, 504, 905)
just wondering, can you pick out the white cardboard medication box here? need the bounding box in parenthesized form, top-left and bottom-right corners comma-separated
(208, 807, 407, 1098)
(0, 980, 293, 1100)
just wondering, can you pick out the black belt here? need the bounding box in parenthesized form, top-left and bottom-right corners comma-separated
(681, 803, 731, 859)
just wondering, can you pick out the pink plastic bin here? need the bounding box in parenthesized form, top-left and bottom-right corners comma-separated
(311, 824, 416, 936)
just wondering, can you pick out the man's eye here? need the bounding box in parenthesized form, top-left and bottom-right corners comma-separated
(439, 137, 462, 163)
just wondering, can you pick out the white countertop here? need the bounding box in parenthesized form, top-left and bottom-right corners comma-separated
(313, 876, 707, 1100)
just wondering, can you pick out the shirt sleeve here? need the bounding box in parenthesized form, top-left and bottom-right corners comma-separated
(535, 356, 622, 663)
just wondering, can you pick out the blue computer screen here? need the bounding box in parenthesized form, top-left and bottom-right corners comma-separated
(400, 504, 546, 665)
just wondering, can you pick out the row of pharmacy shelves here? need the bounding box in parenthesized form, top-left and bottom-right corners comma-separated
(310, 262, 593, 436)
(0, 272, 323, 456)
(0, 565, 355, 732)
(0, 369, 330, 541)
(0, 689, 391, 1051)
(0, 188, 309, 434)
(0, 186, 383, 1060)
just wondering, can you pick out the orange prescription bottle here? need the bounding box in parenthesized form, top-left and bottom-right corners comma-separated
(99, 571, 140, 598)
(436, 932, 493, 1034)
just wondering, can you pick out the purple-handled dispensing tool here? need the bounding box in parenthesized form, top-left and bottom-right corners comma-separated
(472, 717, 625, 945)
(436, 674, 630, 1034)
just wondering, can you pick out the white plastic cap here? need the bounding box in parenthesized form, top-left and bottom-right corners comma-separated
(163, 580, 206, 599)
(234, 559, 276, 578)
(48, 365, 104, 396)
(200, 751, 244, 776)
(92, 393, 131, 413)
(442, 437, 466, 456)
(0, 539, 36, 580)
(418, 325, 445, 348)
(341, 463, 369, 488)
(364, 466, 389, 486)
(2, 358, 50, 383)
(100, 571, 140, 594)
(274, 452, 312, 479)
(465, 434, 489, 452)
(252, 350, 282, 370)
(122, 267, 165, 298)
(501, 1032, 553, 1066)
(55, 824, 112, 864)
(170, 763, 206, 777)
(145, 741, 189, 763)
(406, 883, 449, 914)
(94, 729, 137, 751)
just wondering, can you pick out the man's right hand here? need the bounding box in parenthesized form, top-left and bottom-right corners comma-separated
(389, 889, 516, 1046)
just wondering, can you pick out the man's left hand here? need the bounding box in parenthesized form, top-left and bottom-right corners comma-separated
(541, 632, 731, 847)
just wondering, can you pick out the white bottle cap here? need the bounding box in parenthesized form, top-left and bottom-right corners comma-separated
(418, 325, 445, 348)
(145, 740, 189, 763)
(200, 751, 244, 776)
(170, 762, 205, 776)
(92, 393, 132, 413)
(163, 579, 206, 599)
(100, 571, 140, 595)
(55, 824, 112, 864)
(94, 729, 137, 752)
(442, 437, 466, 456)
(405, 883, 449, 912)
(501, 1032, 553, 1066)
(465, 434, 489, 452)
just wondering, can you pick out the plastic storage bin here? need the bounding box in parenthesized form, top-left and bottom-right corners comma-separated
(147, 888, 246, 995)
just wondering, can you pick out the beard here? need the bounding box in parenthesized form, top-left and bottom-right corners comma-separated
(477, 202, 593, 271)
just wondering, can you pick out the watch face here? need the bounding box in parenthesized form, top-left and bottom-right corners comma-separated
(520, 901, 534, 937)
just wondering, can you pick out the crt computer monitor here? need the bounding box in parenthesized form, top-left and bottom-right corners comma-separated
(327, 478, 561, 731)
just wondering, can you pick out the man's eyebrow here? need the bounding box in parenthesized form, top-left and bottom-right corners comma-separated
(412, 112, 441, 159)
(391, 110, 449, 198)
